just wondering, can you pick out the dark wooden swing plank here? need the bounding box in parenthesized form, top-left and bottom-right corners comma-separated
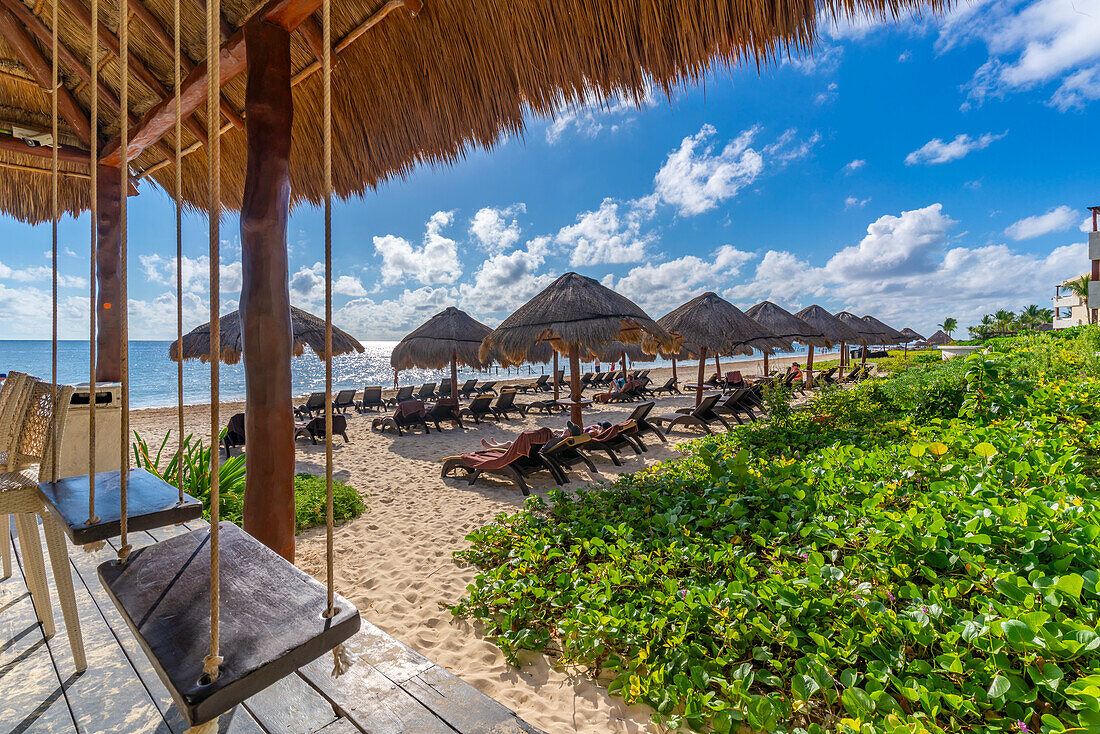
(37, 468, 203, 544)
(98, 522, 361, 727)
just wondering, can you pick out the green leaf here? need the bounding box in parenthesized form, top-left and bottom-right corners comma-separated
(792, 674, 819, 702)
(1002, 620, 1035, 647)
(973, 442, 998, 459)
(1055, 573, 1084, 599)
(987, 674, 1011, 699)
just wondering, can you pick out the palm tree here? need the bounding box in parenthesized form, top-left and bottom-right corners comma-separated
(1063, 276, 1095, 325)
(1018, 304, 1052, 331)
(970, 314, 995, 340)
(994, 309, 1017, 336)
(938, 317, 957, 339)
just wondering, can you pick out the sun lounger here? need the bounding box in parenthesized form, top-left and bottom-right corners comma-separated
(578, 373, 595, 391)
(425, 397, 464, 430)
(526, 398, 565, 415)
(652, 394, 729, 435)
(357, 386, 384, 412)
(596, 378, 646, 403)
(581, 420, 645, 464)
(648, 377, 680, 396)
(812, 367, 838, 388)
(223, 412, 246, 456)
(333, 389, 357, 413)
(515, 374, 550, 393)
(441, 427, 560, 495)
(459, 395, 497, 424)
(437, 379, 453, 399)
(539, 432, 599, 481)
(294, 392, 325, 418)
(457, 379, 479, 398)
(621, 401, 664, 445)
(492, 389, 530, 419)
(372, 399, 432, 435)
(416, 382, 437, 401)
(295, 413, 349, 444)
(474, 381, 498, 396)
(386, 385, 415, 407)
(713, 387, 758, 424)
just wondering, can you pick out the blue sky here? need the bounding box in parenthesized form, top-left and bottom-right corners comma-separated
(1, 0, 1096, 341)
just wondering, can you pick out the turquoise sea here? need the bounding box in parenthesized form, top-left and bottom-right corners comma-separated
(0, 340, 811, 409)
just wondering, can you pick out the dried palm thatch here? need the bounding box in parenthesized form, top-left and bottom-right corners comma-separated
(587, 341, 648, 364)
(169, 305, 363, 363)
(0, 0, 945, 224)
(479, 272, 676, 364)
(861, 314, 906, 343)
(482, 339, 554, 369)
(744, 300, 829, 348)
(898, 327, 925, 343)
(657, 292, 791, 358)
(927, 329, 952, 345)
(390, 306, 491, 371)
(792, 305, 861, 348)
(834, 311, 890, 346)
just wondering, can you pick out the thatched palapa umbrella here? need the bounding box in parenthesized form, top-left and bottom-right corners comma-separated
(861, 315, 906, 345)
(745, 300, 830, 383)
(169, 305, 364, 364)
(588, 341, 647, 377)
(898, 327, 925, 357)
(480, 272, 675, 425)
(658, 292, 791, 407)
(834, 311, 890, 367)
(391, 306, 492, 401)
(927, 330, 952, 346)
(793, 305, 861, 379)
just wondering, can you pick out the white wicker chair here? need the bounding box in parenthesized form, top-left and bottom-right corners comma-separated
(0, 379, 86, 672)
(0, 371, 33, 578)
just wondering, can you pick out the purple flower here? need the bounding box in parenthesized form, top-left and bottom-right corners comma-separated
(1017, 720, 1028, 733)
(887, 592, 895, 601)
(800, 553, 808, 560)
(922, 606, 929, 613)
(678, 589, 688, 599)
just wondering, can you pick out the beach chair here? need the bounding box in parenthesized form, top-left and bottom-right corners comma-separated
(357, 386, 384, 412)
(385, 385, 415, 407)
(652, 394, 729, 435)
(416, 383, 437, 401)
(578, 373, 595, 391)
(372, 399, 432, 435)
(812, 367, 838, 388)
(437, 379, 453, 399)
(456, 379, 479, 398)
(492, 390, 530, 420)
(555, 370, 565, 387)
(459, 395, 497, 424)
(526, 397, 565, 415)
(425, 398, 465, 430)
(713, 388, 758, 425)
(582, 420, 645, 464)
(528, 375, 552, 393)
(621, 401, 664, 445)
(333, 389, 358, 413)
(648, 376, 680, 396)
(779, 369, 805, 395)
(223, 413, 246, 456)
(842, 366, 864, 383)
(722, 370, 746, 391)
(441, 427, 560, 495)
(296, 413, 349, 445)
(540, 432, 599, 480)
(474, 381, 498, 396)
(294, 392, 325, 418)
(596, 378, 645, 403)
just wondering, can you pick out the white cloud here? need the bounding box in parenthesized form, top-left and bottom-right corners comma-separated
(556, 198, 653, 267)
(826, 203, 956, 280)
(898, 50, 913, 62)
(469, 204, 526, 254)
(545, 85, 656, 144)
(1005, 205, 1078, 240)
(287, 263, 367, 305)
(373, 211, 461, 286)
(609, 245, 753, 315)
(904, 132, 1006, 165)
(814, 83, 839, 105)
(336, 286, 454, 340)
(1082, 216, 1096, 234)
(845, 196, 870, 209)
(786, 46, 844, 75)
(138, 253, 240, 294)
(844, 159, 866, 173)
(654, 124, 765, 216)
(458, 236, 556, 317)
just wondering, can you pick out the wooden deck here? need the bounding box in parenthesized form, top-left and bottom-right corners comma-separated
(1, 517, 543, 734)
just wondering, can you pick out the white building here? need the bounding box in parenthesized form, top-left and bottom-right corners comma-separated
(1053, 274, 1090, 329)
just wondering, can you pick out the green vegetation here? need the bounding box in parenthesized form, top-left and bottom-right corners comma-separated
(451, 327, 1100, 733)
(968, 306, 1057, 340)
(133, 430, 365, 531)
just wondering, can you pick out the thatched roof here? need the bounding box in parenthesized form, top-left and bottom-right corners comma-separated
(927, 329, 951, 345)
(898, 327, 924, 343)
(792, 305, 860, 348)
(479, 272, 676, 364)
(587, 340, 648, 364)
(482, 339, 554, 369)
(861, 314, 906, 343)
(390, 306, 491, 371)
(0, 0, 945, 224)
(169, 305, 364, 363)
(657, 292, 791, 358)
(744, 300, 829, 348)
(834, 311, 890, 346)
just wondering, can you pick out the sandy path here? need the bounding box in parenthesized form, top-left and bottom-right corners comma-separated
(129, 353, 829, 733)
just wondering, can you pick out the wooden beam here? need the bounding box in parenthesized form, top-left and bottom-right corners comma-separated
(290, 0, 419, 86)
(0, 130, 89, 164)
(96, 164, 122, 383)
(0, 7, 92, 145)
(57, 0, 208, 147)
(101, 0, 420, 166)
(126, 0, 244, 130)
(298, 15, 324, 61)
(189, 0, 232, 41)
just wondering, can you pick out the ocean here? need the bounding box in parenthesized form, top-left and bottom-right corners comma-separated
(0, 340, 813, 409)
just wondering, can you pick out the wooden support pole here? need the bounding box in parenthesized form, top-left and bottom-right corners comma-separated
(552, 350, 559, 401)
(450, 353, 458, 404)
(696, 348, 706, 407)
(714, 353, 721, 381)
(763, 351, 769, 375)
(568, 344, 582, 426)
(240, 18, 295, 560)
(806, 345, 814, 386)
(671, 357, 677, 383)
(838, 341, 845, 379)
(96, 165, 122, 382)
(0, 132, 89, 164)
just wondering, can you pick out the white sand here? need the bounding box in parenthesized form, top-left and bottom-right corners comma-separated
(129, 353, 830, 733)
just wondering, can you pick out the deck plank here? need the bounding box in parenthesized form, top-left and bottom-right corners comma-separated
(242, 672, 338, 734)
(1, 522, 78, 734)
(402, 665, 545, 734)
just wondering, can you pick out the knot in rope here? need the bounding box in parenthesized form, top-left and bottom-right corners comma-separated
(116, 543, 132, 562)
(202, 654, 223, 681)
(330, 644, 353, 677)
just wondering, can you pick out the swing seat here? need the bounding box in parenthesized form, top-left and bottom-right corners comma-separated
(37, 468, 203, 544)
(98, 522, 360, 727)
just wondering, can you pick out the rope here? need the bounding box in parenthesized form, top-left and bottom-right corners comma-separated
(87, 0, 99, 525)
(117, 0, 132, 564)
(50, 0, 58, 484)
(203, 0, 223, 683)
(184, 716, 220, 734)
(174, 0, 184, 502)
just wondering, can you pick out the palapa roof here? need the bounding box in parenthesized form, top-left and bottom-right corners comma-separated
(792, 305, 860, 348)
(657, 292, 791, 358)
(834, 311, 890, 346)
(479, 272, 675, 364)
(169, 305, 364, 363)
(898, 327, 924, 343)
(390, 306, 491, 371)
(744, 300, 829, 348)
(861, 314, 906, 343)
(587, 340, 648, 364)
(927, 329, 952, 345)
(0, 0, 944, 224)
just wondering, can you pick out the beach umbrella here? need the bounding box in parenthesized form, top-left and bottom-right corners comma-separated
(658, 292, 791, 407)
(169, 305, 364, 364)
(391, 306, 492, 402)
(927, 330, 952, 346)
(794, 305, 862, 379)
(861, 315, 906, 345)
(480, 272, 676, 425)
(835, 311, 890, 367)
(898, 327, 925, 357)
(587, 341, 647, 377)
(745, 300, 829, 383)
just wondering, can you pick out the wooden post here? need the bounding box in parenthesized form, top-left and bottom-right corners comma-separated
(552, 351, 559, 401)
(696, 347, 707, 407)
(806, 345, 814, 386)
(838, 341, 845, 380)
(763, 351, 769, 376)
(240, 18, 295, 561)
(621, 352, 627, 377)
(671, 358, 677, 383)
(861, 343, 868, 367)
(96, 165, 122, 383)
(714, 353, 721, 381)
(450, 352, 458, 402)
(568, 344, 582, 426)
